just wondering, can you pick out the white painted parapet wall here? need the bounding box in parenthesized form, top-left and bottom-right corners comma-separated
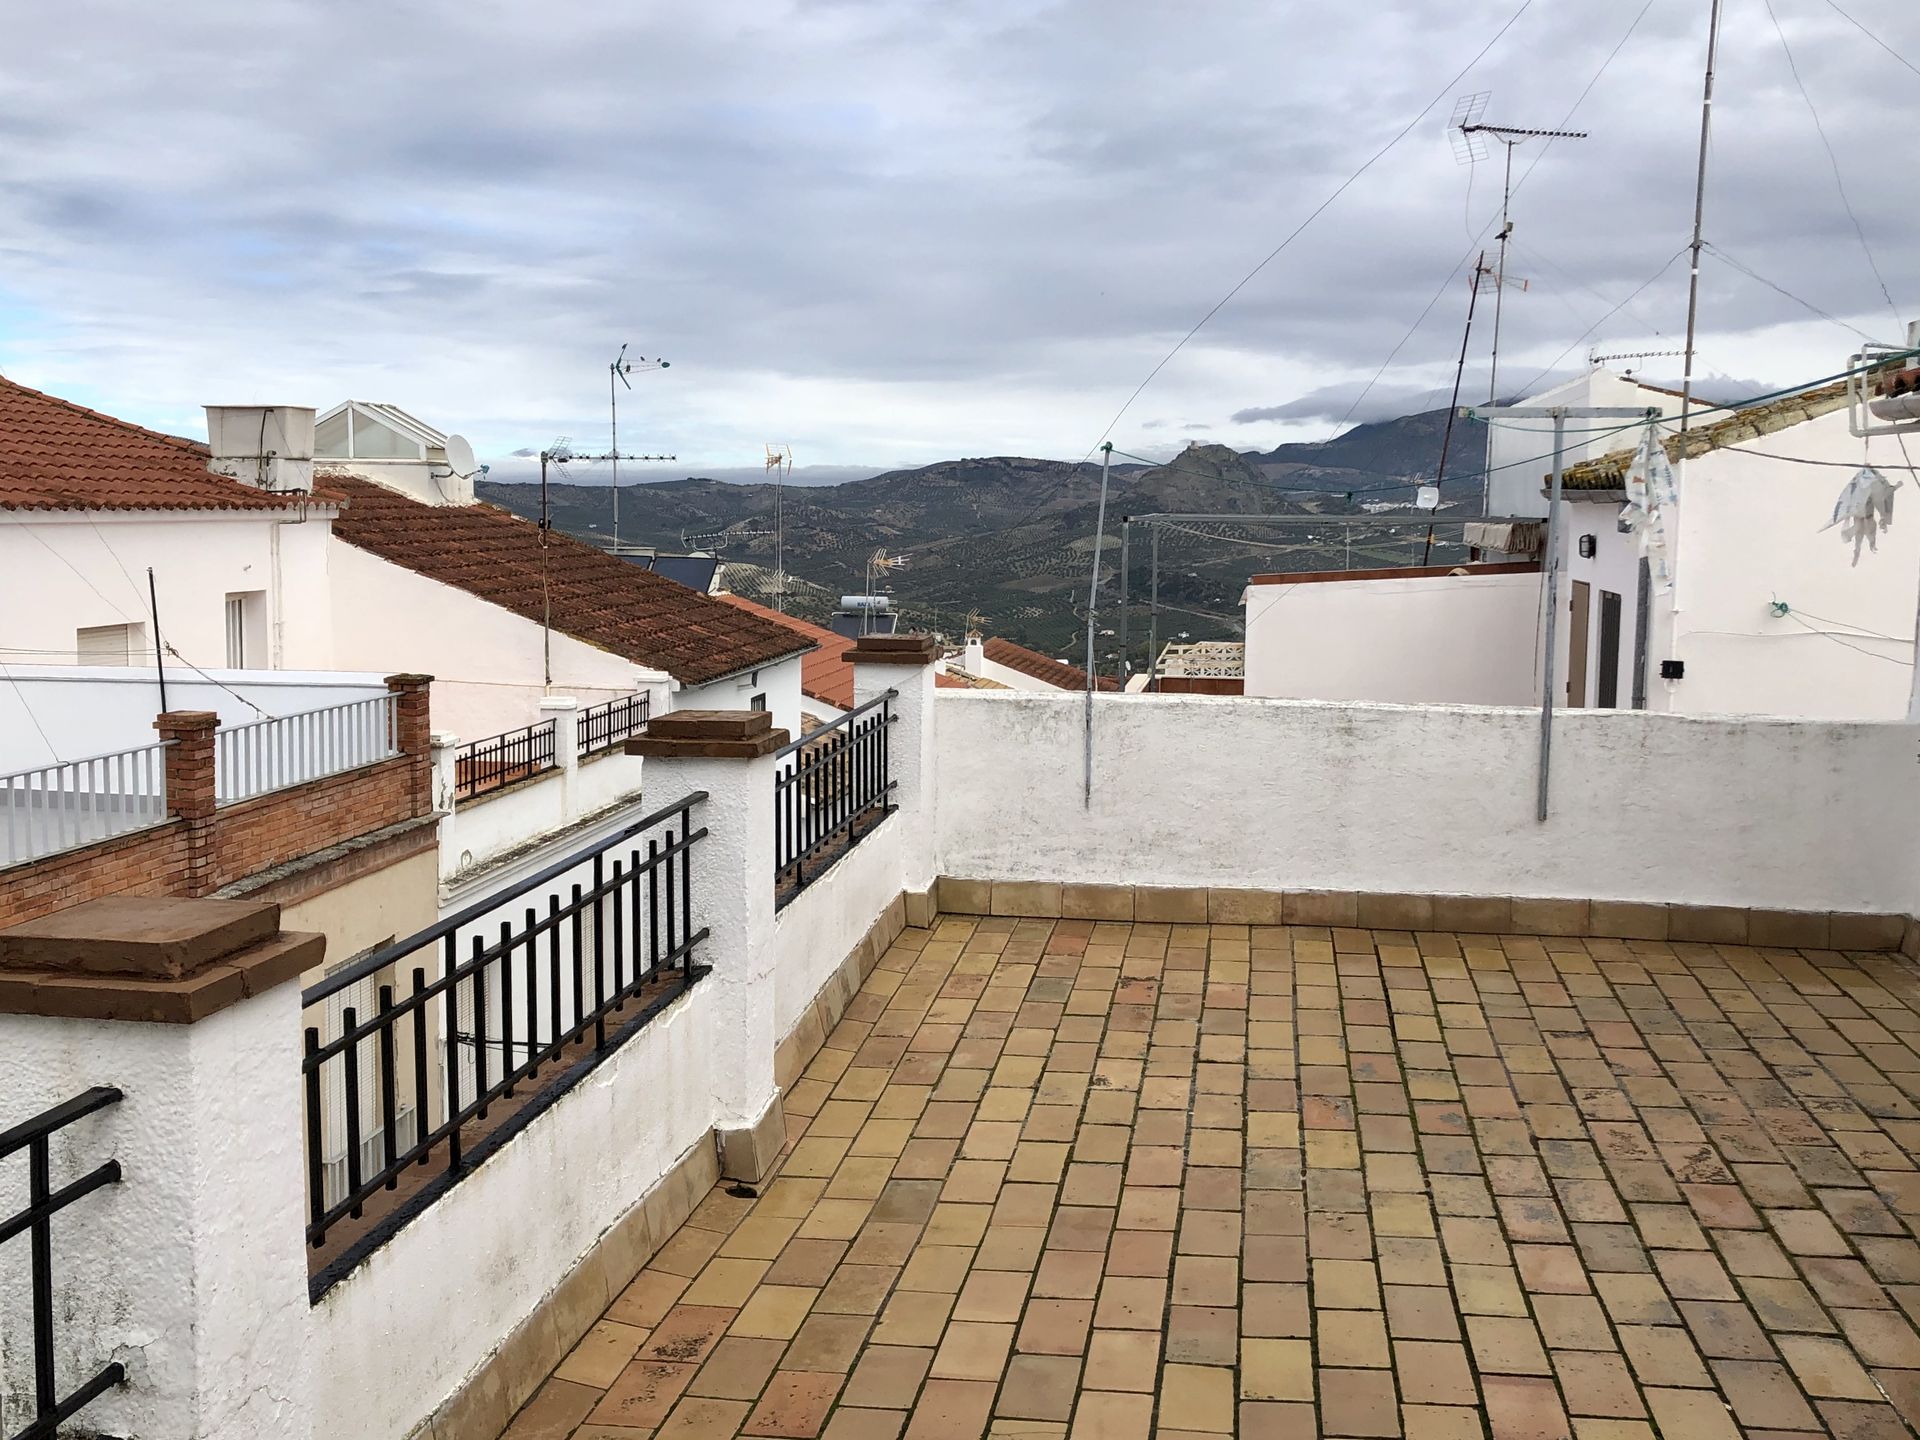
(932, 692, 1920, 916)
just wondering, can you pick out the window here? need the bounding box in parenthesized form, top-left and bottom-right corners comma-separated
(750, 694, 768, 712)
(224, 591, 265, 669)
(1597, 591, 1623, 709)
(76, 623, 140, 666)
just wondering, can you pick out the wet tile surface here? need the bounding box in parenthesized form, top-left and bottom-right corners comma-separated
(506, 917, 1920, 1439)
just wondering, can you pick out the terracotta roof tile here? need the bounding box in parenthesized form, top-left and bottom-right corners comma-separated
(713, 593, 855, 709)
(319, 470, 812, 687)
(0, 375, 308, 512)
(1563, 381, 1851, 491)
(982, 637, 1120, 691)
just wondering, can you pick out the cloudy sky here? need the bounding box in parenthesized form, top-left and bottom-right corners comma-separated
(2, 0, 1914, 477)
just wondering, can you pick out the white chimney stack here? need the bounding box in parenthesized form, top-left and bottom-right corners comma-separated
(963, 635, 985, 675)
(204, 405, 317, 493)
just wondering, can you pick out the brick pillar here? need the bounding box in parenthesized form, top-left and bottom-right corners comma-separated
(155, 710, 218, 896)
(385, 673, 435, 817)
(628, 710, 788, 1182)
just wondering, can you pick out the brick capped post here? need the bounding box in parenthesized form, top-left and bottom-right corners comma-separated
(384, 674, 435, 818)
(628, 710, 788, 1182)
(847, 633, 939, 910)
(154, 710, 219, 895)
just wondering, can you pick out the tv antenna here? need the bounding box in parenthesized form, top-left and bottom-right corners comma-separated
(1588, 347, 1686, 375)
(765, 443, 792, 612)
(1449, 94, 1586, 405)
(608, 344, 670, 554)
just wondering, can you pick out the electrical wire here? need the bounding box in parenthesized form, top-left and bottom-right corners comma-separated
(1329, 0, 1657, 440)
(1512, 248, 1690, 396)
(1702, 242, 1889, 344)
(1779, 606, 1911, 642)
(1821, 0, 1920, 82)
(1085, 0, 1537, 451)
(1783, 612, 1912, 665)
(1762, 0, 1903, 332)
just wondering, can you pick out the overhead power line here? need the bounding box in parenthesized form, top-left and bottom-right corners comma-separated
(1762, 0, 1903, 331)
(1085, 0, 1537, 451)
(1821, 0, 1920, 81)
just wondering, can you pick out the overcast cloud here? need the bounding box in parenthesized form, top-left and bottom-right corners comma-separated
(1, 1, 1914, 473)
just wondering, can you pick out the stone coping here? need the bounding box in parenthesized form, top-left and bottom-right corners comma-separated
(935, 877, 1908, 952)
(629, 709, 789, 759)
(0, 894, 324, 1022)
(846, 633, 937, 666)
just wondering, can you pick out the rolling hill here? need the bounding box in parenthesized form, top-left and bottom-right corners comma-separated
(477, 407, 1487, 660)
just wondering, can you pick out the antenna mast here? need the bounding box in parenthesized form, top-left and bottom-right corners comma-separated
(1450, 97, 1586, 404)
(607, 345, 670, 554)
(1679, 0, 1724, 438)
(765, 444, 792, 612)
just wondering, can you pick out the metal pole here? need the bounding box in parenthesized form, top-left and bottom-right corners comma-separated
(1147, 527, 1161, 693)
(1537, 410, 1567, 822)
(147, 566, 168, 713)
(1679, 0, 1724, 441)
(1488, 141, 1515, 407)
(610, 359, 620, 553)
(541, 452, 553, 688)
(1118, 519, 1131, 684)
(1084, 443, 1112, 806)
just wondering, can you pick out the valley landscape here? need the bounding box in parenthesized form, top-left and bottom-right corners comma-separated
(481, 407, 1489, 659)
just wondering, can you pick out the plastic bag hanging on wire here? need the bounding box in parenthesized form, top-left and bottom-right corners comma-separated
(1822, 467, 1900, 565)
(1621, 428, 1676, 587)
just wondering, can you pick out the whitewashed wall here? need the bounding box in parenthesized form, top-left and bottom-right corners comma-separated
(1242, 570, 1540, 706)
(0, 510, 336, 674)
(1558, 505, 1642, 708)
(1660, 407, 1919, 721)
(310, 985, 715, 1440)
(0, 666, 392, 771)
(932, 692, 1919, 914)
(1484, 372, 1684, 519)
(771, 811, 906, 1041)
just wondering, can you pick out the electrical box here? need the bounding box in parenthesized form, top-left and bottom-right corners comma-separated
(1660, 659, 1685, 680)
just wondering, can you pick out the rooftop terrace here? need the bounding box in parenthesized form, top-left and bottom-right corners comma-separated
(512, 915, 1920, 1439)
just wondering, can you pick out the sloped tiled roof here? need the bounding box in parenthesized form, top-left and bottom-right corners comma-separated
(319, 471, 813, 686)
(982, 637, 1121, 692)
(0, 374, 309, 512)
(936, 668, 1010, 690)
(1564, 381, 1850, 491)
(714, 593, 855, 709)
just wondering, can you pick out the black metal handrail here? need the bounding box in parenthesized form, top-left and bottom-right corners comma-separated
(580, 692, 650, 756)
(774, 690, 897, 905)
(454, 719, 556, 801)
(299, 794, 709, 1288)
(2, 1087, 125, 1440)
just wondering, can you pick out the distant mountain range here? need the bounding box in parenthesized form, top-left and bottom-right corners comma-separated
(478, 407, 1485, 658)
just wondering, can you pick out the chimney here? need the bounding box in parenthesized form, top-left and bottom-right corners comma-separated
(963, 635, 985, 676)
(204, 406, 317, 493)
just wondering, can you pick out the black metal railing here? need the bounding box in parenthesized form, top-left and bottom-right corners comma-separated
(299, 793, 709, 1292)
(2, 1088, 125, 1440)
(454, 719, 556, 801)
(774, 690, 897, 906)
(580, 692, 651, 757)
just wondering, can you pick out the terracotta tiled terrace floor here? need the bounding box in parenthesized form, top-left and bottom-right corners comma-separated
(504, 917, 1920, 1440)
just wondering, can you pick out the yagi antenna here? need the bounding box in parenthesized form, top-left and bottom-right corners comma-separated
(607, 344, 671, 555)
(1447, 95, 1588, 404)
(1449, 92, 1491, 164)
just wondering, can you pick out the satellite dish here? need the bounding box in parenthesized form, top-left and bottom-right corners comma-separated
(444, 433, 478, 477)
